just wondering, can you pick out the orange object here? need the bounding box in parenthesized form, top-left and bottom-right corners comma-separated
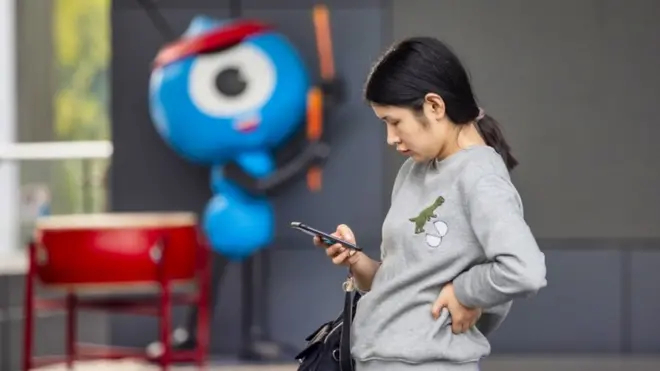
(307, 166, 323, 192)
(306, 87, 324, 192)
(307, 4, 334, 192)
(306, 87, 323, 141)
(313, 4, 335, 80)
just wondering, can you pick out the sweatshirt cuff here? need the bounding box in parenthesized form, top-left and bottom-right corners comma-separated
(452, 274, 481, 308)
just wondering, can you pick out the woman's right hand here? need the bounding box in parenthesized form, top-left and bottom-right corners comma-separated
(314, 224, 363, 267)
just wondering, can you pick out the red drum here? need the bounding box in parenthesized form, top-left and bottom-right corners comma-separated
(33, 212, 200, 289)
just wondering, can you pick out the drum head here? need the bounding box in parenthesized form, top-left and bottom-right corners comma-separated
(35, 212, 197, 231)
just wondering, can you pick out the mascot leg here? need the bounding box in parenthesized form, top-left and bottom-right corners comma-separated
(202, 180, 275, 259)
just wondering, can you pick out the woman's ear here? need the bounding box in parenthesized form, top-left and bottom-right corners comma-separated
(423, 93, 446, 121)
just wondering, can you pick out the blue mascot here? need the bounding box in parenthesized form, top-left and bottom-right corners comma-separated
(149, 16, 326, 260)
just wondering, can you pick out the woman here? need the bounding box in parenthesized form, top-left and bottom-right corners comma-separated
(314, 37, 547, 371)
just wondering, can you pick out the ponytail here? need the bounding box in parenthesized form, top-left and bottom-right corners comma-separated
(476, 115, 518, 171)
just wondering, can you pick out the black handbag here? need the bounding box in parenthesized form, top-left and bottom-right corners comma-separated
(295, 277, 361, 371)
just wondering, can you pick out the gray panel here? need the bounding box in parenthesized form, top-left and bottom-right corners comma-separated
(597, 0, 660, 238)
(110, 6, 220, 214)
(0, 274, 109, 371)
(241, 0, 390, 351)
(630, 249, 660, 352)
(9, 313, 68, 371)
(488, 243, 623, 353)
(4, 273, 75, 308)
(0, 277, 10, 371)
(110, 0, 392, 355)
(239, 3, 388, 248)
(5, 274, 24, 307)
(266, 250, 349, 348)
(16, 0, 54, 143)
(3, 311, 108, 371)
(379, 0, 402, 210)
(110, 2, 235, 354)
(391, 0, 660, 239)
(109, 0, 660, 359)
(482, 356, 660, 371)
(241, 0, 383, 8)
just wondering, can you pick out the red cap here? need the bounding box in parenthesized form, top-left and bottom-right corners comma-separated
(153, 20, 272, 69)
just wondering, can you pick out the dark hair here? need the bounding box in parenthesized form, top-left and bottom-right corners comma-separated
(364, 37, 518, 171)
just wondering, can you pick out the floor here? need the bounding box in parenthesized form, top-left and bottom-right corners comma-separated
(34, 356, 660, 371)
(38, 360, 294, 371)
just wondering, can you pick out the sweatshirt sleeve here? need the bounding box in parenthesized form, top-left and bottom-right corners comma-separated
(452, 173, 547, 309)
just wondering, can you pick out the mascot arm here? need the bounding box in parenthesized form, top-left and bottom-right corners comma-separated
(224, 144, 330, 197)
(235, 151, 275, 179)
(223, 80, 341, 196)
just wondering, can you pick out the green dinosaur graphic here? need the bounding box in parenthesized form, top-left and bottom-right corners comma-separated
(409, 196, 445, 234)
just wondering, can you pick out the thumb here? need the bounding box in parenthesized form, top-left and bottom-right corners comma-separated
(431, 295, 446, 319)
(337, 224, 355, 242)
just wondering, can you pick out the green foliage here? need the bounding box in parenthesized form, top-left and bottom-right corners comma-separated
(52, 0, 111, 215)
(53, 0, 111, 142)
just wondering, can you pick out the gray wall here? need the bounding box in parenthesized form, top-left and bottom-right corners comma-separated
(392, 0, 660, 239)
(110, 0, 660, 357)
(391, 0, 660, 354)
(110, 0, 390, 355)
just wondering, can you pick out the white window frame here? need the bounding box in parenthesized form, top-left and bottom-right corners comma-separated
(0, 0, 18, 256)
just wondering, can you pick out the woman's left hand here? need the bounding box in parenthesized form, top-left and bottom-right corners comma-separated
(432, 283, 482, 334)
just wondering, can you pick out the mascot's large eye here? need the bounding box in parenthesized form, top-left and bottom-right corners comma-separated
(188, 43, 276, 117)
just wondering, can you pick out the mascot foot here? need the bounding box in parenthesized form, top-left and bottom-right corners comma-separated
(203, 192, 274, 259)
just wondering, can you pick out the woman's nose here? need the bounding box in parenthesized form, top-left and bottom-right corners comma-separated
(387, 136, 401, 146)
(386, 129, 400, 146)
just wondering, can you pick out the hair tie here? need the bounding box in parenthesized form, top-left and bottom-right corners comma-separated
(476, 108, 485, 122)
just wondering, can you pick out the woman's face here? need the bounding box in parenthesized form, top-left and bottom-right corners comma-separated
(371, 97, 454, 162)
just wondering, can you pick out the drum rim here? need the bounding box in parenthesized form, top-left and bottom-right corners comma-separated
(35, 212, 198, 230)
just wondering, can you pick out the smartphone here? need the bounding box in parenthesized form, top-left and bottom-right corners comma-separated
(290, 221, 362, 251)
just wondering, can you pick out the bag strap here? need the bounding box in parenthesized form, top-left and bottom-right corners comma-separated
(339, 288, 361, 371)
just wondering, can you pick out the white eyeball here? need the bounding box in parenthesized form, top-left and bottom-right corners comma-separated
(188, 43, 276, 117)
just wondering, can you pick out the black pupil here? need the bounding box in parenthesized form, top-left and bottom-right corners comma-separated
(215, 67, 247, 97)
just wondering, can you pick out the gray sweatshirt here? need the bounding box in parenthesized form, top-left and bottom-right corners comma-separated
(351, 146, 547, 370)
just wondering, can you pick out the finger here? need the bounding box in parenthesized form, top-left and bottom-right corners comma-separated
(325, 244, 344, 257)
(452, 321, 467, 334)
(337, 224, 355, 242)
(471, 312, 480, 326)
(451, 322, 461, 334)
(332, 249, 350, 265)
(431, 297, 445, 319)
(315, 235, 333, 247)
(450, 314, 464, 334)
(460, 323, 469, 334)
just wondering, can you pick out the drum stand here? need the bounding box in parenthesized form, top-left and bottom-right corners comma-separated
(22, 239, 212, 371)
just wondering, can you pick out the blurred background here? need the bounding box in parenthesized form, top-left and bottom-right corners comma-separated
(1, 0, 659, 370)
